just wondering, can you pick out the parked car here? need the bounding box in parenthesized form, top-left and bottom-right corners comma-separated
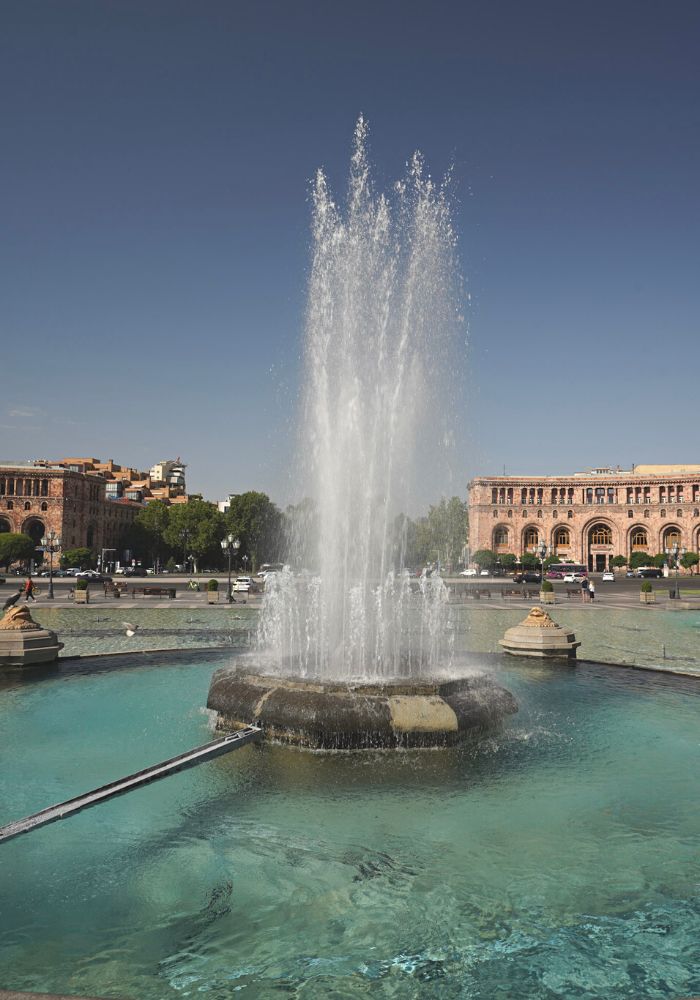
(64, 567, 82, 576)
(601, 571, 615, 582)
(479, 569, 490, 576)
(637, 567, 664, 579)
(626, 569, 638, 578)
(232, 576, 257, 593)
(459, 568, 478, 577)
(514, 571, 542, 584)
(76, 570, 113, 583)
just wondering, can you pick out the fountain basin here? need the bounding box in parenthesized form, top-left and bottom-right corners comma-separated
(207, 662, 518, 749)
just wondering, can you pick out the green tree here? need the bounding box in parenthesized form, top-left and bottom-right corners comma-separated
(498, 553, 517, 572)
(520, 552, 539, 569)
(424, 496, 468, 571)
(126, 500, 171, 569)
(225, 492, 284, 572)
(651, 553, 667, 569)
(0, 533, 36, 570)
(629, 551, 652, 570)
(60, 547, 94, 569)
(611, 555, 627, 569)
(472, 548, 496, 570)
(163, 500, 225, 571)
(681, 551, 699, 573)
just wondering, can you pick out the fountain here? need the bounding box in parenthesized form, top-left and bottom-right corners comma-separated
(208, 120, 516, 746)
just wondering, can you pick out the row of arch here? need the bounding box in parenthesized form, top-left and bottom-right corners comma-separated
(0, 516, 96, 548)
(492, 519, 689, 570)
(4, 500, 49, 512)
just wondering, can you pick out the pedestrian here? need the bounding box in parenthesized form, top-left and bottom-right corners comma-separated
(23, 577, 36, 602)
(580, 576, 588, 601)
(589, 579, 595, 601)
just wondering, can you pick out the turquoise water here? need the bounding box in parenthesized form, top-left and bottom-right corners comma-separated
(1, 653, 698, 998)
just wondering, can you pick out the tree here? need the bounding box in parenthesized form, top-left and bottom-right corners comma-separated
(681, 551, 699, 574)
(611, 555, 627, 569)
(498, 553, 517, 572)
(520, 552, 539, 569)
(126, 500, 171, 569)
(424, 497, 468, 571)
(163, 500, 225, 571)
(472, 548, 496, 570)
(60, 547, 94, 569)
(225, 492, 284, 572)
(629, 551, 652, 570)
(651, 553, 667, 569)
(0, 533, 36, 570)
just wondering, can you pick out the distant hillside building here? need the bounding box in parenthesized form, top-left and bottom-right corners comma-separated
(54, 456, 189, 505)
(468, 465, 700, 571)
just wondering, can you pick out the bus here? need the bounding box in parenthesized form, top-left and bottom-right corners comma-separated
(546, 563, 588, 580)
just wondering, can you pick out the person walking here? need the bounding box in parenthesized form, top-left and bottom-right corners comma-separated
(589, 579, 595, 601)
(23, 577, 36, 602)
(580, 576, 589, 602)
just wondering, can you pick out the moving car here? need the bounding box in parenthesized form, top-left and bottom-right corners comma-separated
(514, 571, 542, 584)
(233, 576, 258, 593)
(76, 570, 113, 583)
(601, 571, 615, 582)
(637, 566, 663, 579)
(562, 572, 586, 583)
(479, 569, 490, 576)
(459, 568, 478, 577)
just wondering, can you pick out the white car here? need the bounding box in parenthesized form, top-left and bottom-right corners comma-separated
(563, 573, 585, 583)
(601, 571, 615, 582)
(459, 568, 478, 577)
(479, 569, 490, 576)
(232, 576, 256, 593)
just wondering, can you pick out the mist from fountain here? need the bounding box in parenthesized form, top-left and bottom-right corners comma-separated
(259, 118, 463, 682)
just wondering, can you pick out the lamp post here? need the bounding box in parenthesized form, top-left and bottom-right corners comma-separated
(242, 554, 249, 575)
(220, 534, 241, 603)
(41, 530, 61, 600)
(666, 543, 685, 599)
(538, 540, 548, 582)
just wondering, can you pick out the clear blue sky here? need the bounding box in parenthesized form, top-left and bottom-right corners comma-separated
(3, 1, 699, 507)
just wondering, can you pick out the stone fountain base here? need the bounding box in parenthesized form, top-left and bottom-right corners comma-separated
(207, 661, 518, 750)
(0, 605, 63, 667)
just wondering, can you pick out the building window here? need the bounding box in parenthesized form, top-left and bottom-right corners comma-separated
(508, 509, 512, 518)
(586, 488, 593, 504)
(40, 501, 48, 512)
(660, 509, 666, 517)
(631, 528, 648, 550)
(494, 528, 508, 547)
(627, 510, 633, 518)
(590, 525, 612, 545)
(567, 509, 573, 519)
(524, 527, 539, 548)
(24, 501, 31, 511)
(663, 527, 681, 549)
(6, 501, 13, 510)
(523, 510, 527, 518)
(537, 509, 542, 518)
(677, 509, 683, 518)
(694, 508, 699, 518)
(553, 509, 558, 518)
(493, 509, 498, 518)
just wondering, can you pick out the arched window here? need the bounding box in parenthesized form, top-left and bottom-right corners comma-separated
(24, 501, 31, 511)
(677, 509, 683, 518)
(40, 501, 48, 511)
(507, 509, 512, 518)
(493, 509, 498, 518)
(0, 517, 10, 533)
(631, 528, 648, 550)
(524, 527, 539, 548)
(567, 509, 573, 519)
(660, 509, 666, 517)
(590, 524, 612, 545)
(522, 510, 527, 518)
(663, 527, 681, 549)
(644, 509, 650, 518)
(552, 509, 558, 519)
(7, 500, 13, 510)
(537, 509, 542, 518)
(494, 527, 508, 548)
(694, 508, 700, 518)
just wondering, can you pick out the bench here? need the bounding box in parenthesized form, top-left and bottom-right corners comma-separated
(104, 581, 128, 598)
(566, 588, 584, 599)
(501, 588, 526, 599)
(131, 587, 177, 599)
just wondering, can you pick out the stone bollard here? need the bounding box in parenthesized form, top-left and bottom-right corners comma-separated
(499, 606, 580, 660)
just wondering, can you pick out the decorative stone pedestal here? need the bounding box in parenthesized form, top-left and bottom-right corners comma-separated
(0, 605, 64, 667)
(499, 606, 580, 660)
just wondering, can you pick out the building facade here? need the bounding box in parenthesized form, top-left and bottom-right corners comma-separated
(468, 465, 700, 571)
(0, 464, 141, 564)
(54, 457, 189, 504)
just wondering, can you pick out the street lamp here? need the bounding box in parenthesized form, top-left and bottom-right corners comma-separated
(41, 530, 61, 600)
(666, 543, 685, 599)
(537, 540, 548, 582)
(220, 534, 241, 603)
(242, 554, 249, 575)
